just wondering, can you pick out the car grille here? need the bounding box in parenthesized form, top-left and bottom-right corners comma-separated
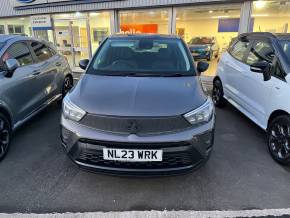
(79, 114, 191, 136)
(73, 139, 203, 170)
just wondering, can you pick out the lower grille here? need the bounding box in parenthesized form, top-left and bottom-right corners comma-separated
(77, 150, 195, 169)
(73, 139, 203, 170)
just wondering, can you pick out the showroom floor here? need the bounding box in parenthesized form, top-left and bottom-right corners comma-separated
(0, 91, 290, 213)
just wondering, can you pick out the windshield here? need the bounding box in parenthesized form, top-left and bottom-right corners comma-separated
(189, 37, 214, 45)
(87, 38, 194, 76)
(279, 40, 290, 64)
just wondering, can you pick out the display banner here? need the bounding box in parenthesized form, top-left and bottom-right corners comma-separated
(120, 24, 158, 34)
(30, 15, 52, 30)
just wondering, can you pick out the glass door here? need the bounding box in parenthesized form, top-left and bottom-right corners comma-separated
(54, 17, 89, 71)
(71, 19, 89, 68)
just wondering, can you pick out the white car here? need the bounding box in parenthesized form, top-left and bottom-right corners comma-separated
(213, 32, 290, 165)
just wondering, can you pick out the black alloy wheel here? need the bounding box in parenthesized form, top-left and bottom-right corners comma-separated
(268, 115, 290, 165)
(63, 76, 74, 97)
(212, 79, 227, 107)
(0, 113, 11, 161)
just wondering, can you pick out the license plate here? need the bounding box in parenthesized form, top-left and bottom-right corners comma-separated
(103, 148, 163, 162)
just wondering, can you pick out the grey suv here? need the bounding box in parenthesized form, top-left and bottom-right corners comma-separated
(0, 35, 73, 161)
(61, 34, 215, 175)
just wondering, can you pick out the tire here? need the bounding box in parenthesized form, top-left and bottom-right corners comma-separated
(0, 113, 11, 162)
(267, 115, 290, 165)
(58, 75, 74, 104)
(212, 79, 227, 107)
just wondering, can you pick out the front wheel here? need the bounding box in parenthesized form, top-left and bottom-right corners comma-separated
(63, 75, 74, 97)
(207, 53, 212, 61)
(212, 79, 227, 107)
(267, 115, 290, 165)
(0, 113, 11, 161)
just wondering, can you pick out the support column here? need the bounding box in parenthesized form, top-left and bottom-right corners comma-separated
(86, 14, 92, 59)
(239, 1, 253, 34)
(168, 7, 176, 34)
(110, 10, 119, 34)
(4, 24, 9, 35)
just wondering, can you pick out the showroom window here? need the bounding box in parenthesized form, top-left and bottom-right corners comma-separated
(252, 0, 290, 33)
(0, 25, 4, 34)
(119, 9, 169, 34)
(34, 30, 55, 44)
(175, 4, 241, 76)
(1, 17, 31, 36)
(53, 13, 90, 70)
(89, 12, 111, 53)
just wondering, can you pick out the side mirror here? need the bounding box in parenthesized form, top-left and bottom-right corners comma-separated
(197, 61, 209, 74)
(79, 59, 89, 70)
(250, 61, 271, 81)
(5, 59, 19, 78)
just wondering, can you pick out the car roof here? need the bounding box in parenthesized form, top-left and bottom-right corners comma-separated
(239, 32, 290, 41)
(109, 34, 181, 40)
(0, 34, 37, 43)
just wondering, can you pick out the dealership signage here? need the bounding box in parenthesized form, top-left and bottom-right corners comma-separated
(30, 15, 52, 30)
(120, 24, 158, 34)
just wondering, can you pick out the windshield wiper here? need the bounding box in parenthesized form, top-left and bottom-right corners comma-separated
(161, 73, 189, 77)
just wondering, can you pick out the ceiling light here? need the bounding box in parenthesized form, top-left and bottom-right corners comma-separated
(90, 12, 99, 16)
(211, 15, 230, 19)
(254, 0, 267, 9)
(252, 14, 269, 17)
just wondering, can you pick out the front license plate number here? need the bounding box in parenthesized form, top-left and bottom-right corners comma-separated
(103, 148, 163, 162)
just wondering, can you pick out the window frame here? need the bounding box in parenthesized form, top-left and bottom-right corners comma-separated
(244, 37, 287, 81)
(1, 40, 36, 69)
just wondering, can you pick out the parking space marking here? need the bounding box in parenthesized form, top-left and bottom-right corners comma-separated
(1, 209, 290, 218)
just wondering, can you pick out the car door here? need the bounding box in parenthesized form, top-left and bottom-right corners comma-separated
(29, 41, 61, 104)
(1, 41, 42, 122)
(237, 40, 276, 128)
(221, 39, 251, 106)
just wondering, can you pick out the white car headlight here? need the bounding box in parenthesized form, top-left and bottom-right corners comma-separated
(184, 98, 214, 125)
(205, 46, 211, 51)
(63, 96, 86, 122)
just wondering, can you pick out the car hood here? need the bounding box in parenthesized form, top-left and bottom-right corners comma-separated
(69, 74, 207, 117)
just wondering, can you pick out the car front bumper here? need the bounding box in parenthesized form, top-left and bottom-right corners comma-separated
(60, 115, 215, 175)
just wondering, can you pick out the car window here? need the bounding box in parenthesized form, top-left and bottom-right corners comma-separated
(230, 41, 250, 61)
(246, 41, 274, 65)
(2, 42, 33, 66)
(31, 41, 54, 62)
(88, 38, 194, 76)
(246, 41, 285, 80)
(230, 40, 250, 62)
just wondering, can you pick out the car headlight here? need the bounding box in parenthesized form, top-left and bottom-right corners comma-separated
(205, 46, 211, 51)
(62, 95, 86, 122)
(184, 98, 214, 125)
